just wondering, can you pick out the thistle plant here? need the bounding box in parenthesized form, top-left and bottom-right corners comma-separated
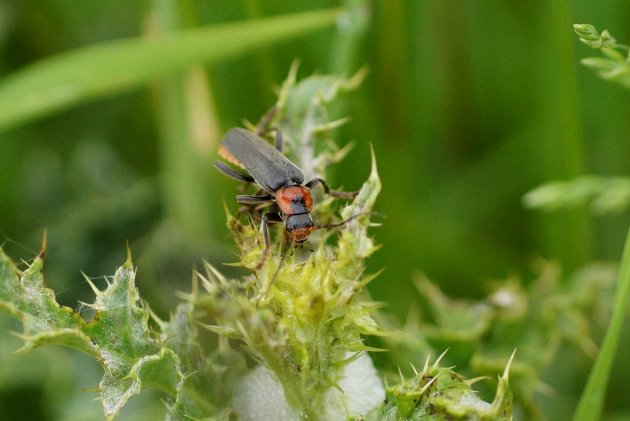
(523, 25, 630, 215)
(399, 264, 616, 419)
(573, 24, 630, 88)
(520, 23, 630, 421)
(0, 69, 515, 420)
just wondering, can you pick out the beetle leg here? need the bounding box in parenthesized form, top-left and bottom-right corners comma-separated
(238, 200, 276, 220)
(262, 238, 291, 296)
(305, 177, 328, 191)
(236, 194, 274, 219)
(236, 194, 274, 205)
(255, 126, 284, 152)
(214, 161, 255, 183)
(305, 177, 357, 200)
(256, 212, 283, 270)
(253, 110, 284, 152)
(274, 129, 283, 152)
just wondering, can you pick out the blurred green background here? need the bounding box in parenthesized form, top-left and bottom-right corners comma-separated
(1, 0, 630, 420)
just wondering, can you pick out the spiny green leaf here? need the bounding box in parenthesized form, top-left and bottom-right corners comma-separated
(363, 352, 514, 420)
(0, 248, 184, 418)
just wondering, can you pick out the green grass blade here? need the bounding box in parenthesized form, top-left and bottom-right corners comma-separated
(149, 0, 218, 245)
(0, 8, 339, 133)
(573, 226, 630, 420)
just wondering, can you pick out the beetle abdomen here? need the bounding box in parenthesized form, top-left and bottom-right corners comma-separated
(220, 128, 304, 192)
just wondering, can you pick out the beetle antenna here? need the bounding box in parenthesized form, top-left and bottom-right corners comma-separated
(314, 212, 363, 230)
(255, 105, 278, 134)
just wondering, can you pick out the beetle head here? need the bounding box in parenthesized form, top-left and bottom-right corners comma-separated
(285, 213, 314, 243)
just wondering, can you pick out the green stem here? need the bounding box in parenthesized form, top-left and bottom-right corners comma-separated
(573, 226, 630, 420)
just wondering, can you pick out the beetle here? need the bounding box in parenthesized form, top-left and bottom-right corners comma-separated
(215, 127, 356, 268)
